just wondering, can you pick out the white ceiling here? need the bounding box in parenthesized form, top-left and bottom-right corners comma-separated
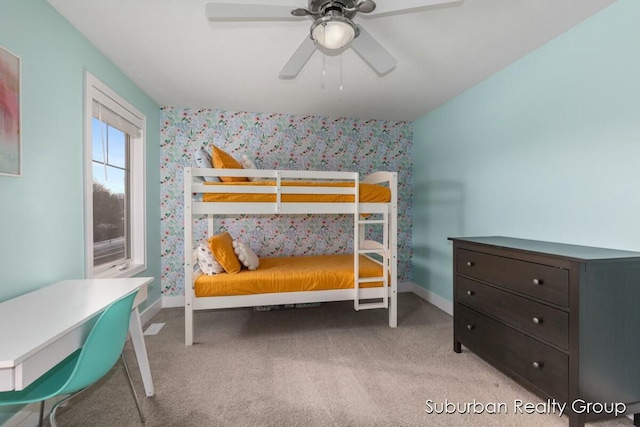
(47, 0, 616, 121)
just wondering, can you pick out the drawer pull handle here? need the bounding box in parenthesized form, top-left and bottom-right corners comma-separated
(532, 361, 544, 369)
(532, 278, 543, 285)
(532, 317, 542, 324)
(466, 290, 475, 296)
(467, 324, 475, 330)
(466, 261, 475, 267)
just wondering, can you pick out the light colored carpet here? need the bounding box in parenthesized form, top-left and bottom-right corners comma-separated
(51, 294, 632, 426)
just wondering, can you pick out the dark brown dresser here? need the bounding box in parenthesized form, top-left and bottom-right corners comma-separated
(449, 236, 640, 427)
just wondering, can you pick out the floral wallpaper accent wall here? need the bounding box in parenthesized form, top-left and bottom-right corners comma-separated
(160, 108, 413, 297)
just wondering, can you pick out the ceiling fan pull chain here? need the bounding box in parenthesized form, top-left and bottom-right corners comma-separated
(322, 28, 327, 90)
(322, 54, 326, 89)
(339, 54, 343, 92)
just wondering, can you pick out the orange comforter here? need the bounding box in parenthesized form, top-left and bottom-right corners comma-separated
(202, 181, 390, 203)
(195, 254, 383, 297)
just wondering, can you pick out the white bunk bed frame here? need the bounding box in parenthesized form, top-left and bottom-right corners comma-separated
(183, 167, 398, 346)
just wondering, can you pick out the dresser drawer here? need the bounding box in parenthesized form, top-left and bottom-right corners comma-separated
(457, 277, 569, 350)
(456, 304, 568, 401)
(457, 249, 569, 306)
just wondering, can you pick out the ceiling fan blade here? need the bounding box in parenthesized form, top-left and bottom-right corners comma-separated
(279, 36, 317, 79)
(351, 26, 396, 75)
(205, 2, 304, 21)
(364, 0, 460, 16)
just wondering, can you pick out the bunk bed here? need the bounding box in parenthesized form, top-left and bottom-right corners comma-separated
(183, 166, 398, 346)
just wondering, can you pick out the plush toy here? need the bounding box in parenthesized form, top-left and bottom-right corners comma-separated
(240, 154, 256, 169)
(241, 154, 264, 182)
(232, 240, 260, 270)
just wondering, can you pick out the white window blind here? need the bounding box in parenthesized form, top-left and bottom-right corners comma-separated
(91, 93, 142, 138)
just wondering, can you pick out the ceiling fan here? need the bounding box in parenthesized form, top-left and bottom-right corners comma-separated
(205, 0, 459, 79)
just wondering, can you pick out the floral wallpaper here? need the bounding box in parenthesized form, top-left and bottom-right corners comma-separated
(160, 108, 413, 296)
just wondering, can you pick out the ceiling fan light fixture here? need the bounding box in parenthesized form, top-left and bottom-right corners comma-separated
(310, 16, 358, 50)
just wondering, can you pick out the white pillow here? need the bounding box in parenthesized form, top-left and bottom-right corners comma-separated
(197, 241, 224, 275)
(232, 240, 260, 270)
(241, 154, 262, 182)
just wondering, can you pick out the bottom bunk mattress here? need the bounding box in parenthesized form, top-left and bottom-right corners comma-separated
(194, 254, 384, 297)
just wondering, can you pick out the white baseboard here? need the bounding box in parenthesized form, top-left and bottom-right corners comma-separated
(409, 282, 453, 316)
(4, 397, 67, 427)
(397, 281, 412, 293)
(5, 402, 40, 427)
(140, 297, 163, 326)
(162, 295, 185, 308)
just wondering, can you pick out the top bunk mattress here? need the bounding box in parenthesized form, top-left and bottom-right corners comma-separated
(202, 181, 391, 203)
(194, 254, 384, 297)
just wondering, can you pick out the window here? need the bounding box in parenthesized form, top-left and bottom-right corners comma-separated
(84, 72, 146, 278)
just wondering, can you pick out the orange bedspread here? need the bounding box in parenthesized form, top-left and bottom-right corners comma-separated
(202, 181, 390, 203)
(195, 254, 384, 297)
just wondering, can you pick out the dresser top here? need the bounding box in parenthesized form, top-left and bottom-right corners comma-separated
(448, 236, 640, 263)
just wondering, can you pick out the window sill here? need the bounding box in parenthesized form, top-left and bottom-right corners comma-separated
(92, 263, 146, 279)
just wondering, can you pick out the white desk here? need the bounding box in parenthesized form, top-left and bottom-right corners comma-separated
(0, 277, 155, 397)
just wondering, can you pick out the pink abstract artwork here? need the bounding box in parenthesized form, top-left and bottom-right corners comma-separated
(0, 46, 20, 176)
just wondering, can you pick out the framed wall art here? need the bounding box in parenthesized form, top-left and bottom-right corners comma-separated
(0, 45, 21, 176)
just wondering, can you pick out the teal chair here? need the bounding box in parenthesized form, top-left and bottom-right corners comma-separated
(0, 291, 145, 426)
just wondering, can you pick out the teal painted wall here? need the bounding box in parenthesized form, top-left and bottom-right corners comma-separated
(412, 0, 640, 301)
(0, 1, 161, 422)
(0, 0, 161, 303)
(0, 0, 162, 301)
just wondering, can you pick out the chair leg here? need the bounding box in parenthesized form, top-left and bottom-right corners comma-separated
(49, 388, 88, 427)
(38, 400, 44, 427)
(50, 396, 69, 427)
(121, 353, 145, 424)
(46, 356, 144, 427)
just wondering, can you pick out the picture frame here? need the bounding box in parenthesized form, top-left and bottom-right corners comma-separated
(0, 45, 21, 177)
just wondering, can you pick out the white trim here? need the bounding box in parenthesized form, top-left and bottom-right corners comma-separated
(83, 72, 146, 279)
(139, 296, 163, 326)
(410, 282, 453, 316)
(4, 398, 67, 427)
(93, 263, 146, 280)
(163, 295, 185, 308)
(397, 281, 412, 293)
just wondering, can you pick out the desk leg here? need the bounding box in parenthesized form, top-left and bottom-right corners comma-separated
(129, 308, 155, 397)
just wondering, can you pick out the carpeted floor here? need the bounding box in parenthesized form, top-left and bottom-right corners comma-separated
(50, 293, 632, 426)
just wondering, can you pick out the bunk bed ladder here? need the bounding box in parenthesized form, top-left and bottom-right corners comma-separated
(354, 203, 389, 311)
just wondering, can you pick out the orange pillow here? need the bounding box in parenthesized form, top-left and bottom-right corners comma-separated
(211, 146, 248, 183)
(208, 232, 241, 274)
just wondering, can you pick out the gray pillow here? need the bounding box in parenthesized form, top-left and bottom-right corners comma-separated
(193, 148, 220, 182)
